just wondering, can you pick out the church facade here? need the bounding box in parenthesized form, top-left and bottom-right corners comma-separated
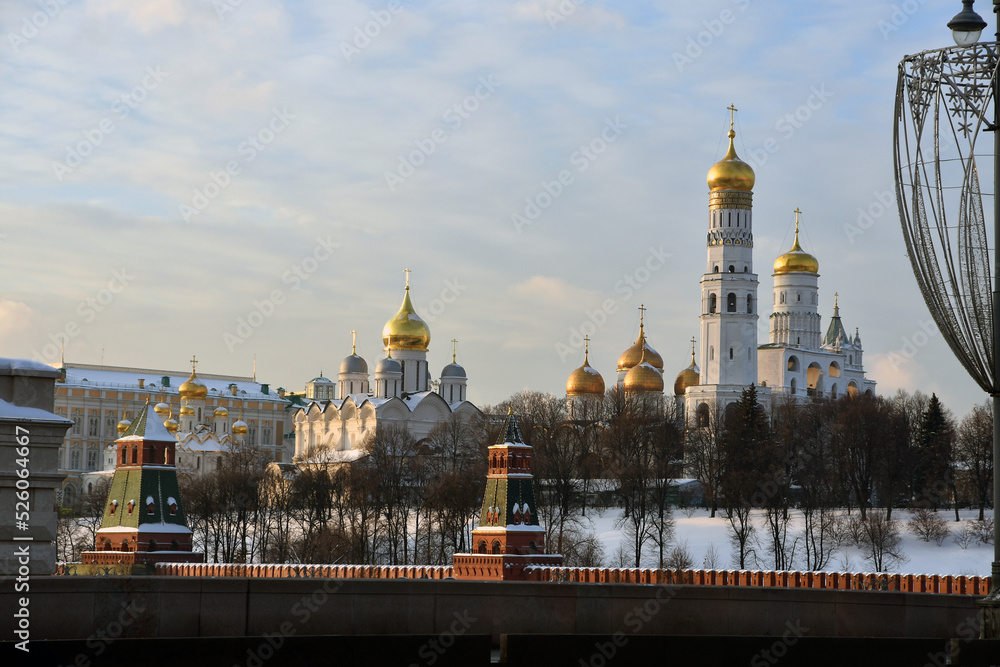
(292, 273, 481, 465)
(564, 110, 876, 425)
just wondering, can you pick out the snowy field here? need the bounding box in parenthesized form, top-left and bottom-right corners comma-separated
(581, 508, 995, 576)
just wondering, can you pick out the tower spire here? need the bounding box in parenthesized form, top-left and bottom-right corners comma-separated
(690, 336, 697, 365)
(351, 330, 358, 355)
(404, 267, 411, 290)
(451, 338, 458, 363)
(727, 103, 737, 132)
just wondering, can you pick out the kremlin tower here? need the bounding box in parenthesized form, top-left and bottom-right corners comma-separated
(452, 411, 563, 580)
(81, 402, 203, 569)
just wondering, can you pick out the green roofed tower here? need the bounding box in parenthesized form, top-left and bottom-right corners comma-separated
(452, 410, 562, 580)
(82, 402, 203, 567)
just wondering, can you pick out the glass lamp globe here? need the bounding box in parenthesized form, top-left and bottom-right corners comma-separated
(948, 0, 986, 46)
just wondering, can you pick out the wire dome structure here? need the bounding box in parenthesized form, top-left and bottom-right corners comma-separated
(894, 43, 1000, 392)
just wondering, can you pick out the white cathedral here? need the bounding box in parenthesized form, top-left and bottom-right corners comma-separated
(292, 274, 481, 464)
(566, 112, 876, 425)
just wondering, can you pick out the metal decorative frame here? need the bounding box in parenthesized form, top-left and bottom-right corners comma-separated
(894, 43, 999, 393)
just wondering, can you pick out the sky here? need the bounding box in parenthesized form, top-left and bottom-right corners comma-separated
(0, 0, 990, 420)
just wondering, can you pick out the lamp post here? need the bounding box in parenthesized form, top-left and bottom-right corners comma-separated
(894, 0, 1000, 637)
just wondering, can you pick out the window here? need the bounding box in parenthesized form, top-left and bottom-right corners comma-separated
(787, 356, 800, 372)
(263, 422, 272, 445)
(87, 450, 98, 471)
(728, 265, 735, 273)
(110, 500, 117, 516)
(491, 540, 501, 555)
(797, 293, 801, 302)
(105, 414, 116, 437)
(790, 378, 797, 395)
(709, 294, 717, 313)
(780, 292, 785, 304)
(70, 448, 81, 470)
(148, 539, 157, 552)
(709, 346, 714, 361)
(127, 500, 134, 515)
(713, 266, 719, 273)
(747, 294, 753, 314)
(743, 266, 748, 273)
(696, 403, 710, 428)
(71, 409, 83, 435)
(171, 540, 180, 551)
(727, 293, 736, 312)
(131, 445, 138, 464)
(729, 347, 734, 360)
(88, 414, 99, 437)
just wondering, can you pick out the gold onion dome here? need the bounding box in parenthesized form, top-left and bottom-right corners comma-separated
(179, 369, 208, 400)
(566, 347, 605, 397)
(383, 281, 431, 352)
(116, 419, 131, 434)
(164, 418, 179, 433)
(624, 352, 664, 394)
(232, 420, 249, 435)
(707, 129, 755, 192)
(774, 213, 819, 275)
(179, 405, 195, 416)
(617, 324, 663, 372)
(674, 345, 700, 396)
(153, 402, 171, 417)
(214, 406, 229, 418)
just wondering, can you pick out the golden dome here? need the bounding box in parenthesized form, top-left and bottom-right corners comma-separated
(617, 319, 663, 372)
(707, 129, 755, 193)
(153, 402, 171, 417)
(232, 420, 249, 435)
(674, 345, 700, 396)
(774, 212, 819, 275)
(117, 419, 131, 434)
(179, 369, 208, 400)
(566, 346, 605, 397)
(214, 406, 229, 418)
(382, 278, 431, 352)
(164, 418, 179, 433)
(623, 353, 664, 394)
(180, 405, 195, 416)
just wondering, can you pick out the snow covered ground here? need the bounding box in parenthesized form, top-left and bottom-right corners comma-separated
(581, 508, 995, 576)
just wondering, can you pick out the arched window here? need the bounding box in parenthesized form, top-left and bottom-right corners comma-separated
(728, 265, 735, 273)
(746, 294, 753, 313)
(127, 500, 135, 515)
(727, 293, 736, 312)
(528, 541, 538, 554)
(478, 540, 487, 554)
(848, 381, 859, 397)
(103, 539, 112, 551)
(121, 539, 129, 552)
(828, 362, 841, 378)
(709, 346, 714, 361)
(797, 293, 801, 302)
(110, 500, 117, 516)
(491, 540, 501, 555)
(147, 539, 157, 553)
(713, 266, 719, 273)
(790, 377, 797, 395)
(780, 292, 785, 304)
(729, 347, 734, 360)
(787, 356, 799, 372)
(743, 266, 748, 273)
(831, 384, 838, 399)
(724, 402, 737, 424)
(131, 445, 138, 464)
(171, 540, 180, 551)
(709, 294, 717, 313)
(696, 403, 710, 428)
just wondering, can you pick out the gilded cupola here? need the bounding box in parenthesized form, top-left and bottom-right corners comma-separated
(382, 270, 431, 351)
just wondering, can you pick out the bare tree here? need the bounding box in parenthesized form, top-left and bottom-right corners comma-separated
(956, 402, 993, 521)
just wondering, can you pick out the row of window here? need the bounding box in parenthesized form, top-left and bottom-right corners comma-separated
(708, 292, 753, 314)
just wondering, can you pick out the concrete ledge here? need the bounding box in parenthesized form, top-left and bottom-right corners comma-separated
(2, 576, 982, 644)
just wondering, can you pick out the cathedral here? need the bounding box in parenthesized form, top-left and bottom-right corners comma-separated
(292, 272, 481, 464)
(565, 109, 876, 425)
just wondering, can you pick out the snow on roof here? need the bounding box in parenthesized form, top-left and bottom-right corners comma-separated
(0, 398, 71, 424)
(119, 404, 175, 442)
(0, 358, 62, 376)
(97, 523, 193, 534)
(61, 363, 285, 401)
(302, 448, 367, 464)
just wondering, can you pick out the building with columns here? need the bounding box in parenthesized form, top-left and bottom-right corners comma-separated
(292, 273, 480, 465)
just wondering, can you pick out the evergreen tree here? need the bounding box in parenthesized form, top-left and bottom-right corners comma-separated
(913, 394, 955, 510)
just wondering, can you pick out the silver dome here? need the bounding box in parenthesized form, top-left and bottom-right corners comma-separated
(440, 362, 466, 378)
(339, 354, 368, 375)
(375, 356, 402, 375)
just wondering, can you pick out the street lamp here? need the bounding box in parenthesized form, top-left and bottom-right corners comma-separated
(949, 0, 987, 46)
(894, 0, 1000, 638)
